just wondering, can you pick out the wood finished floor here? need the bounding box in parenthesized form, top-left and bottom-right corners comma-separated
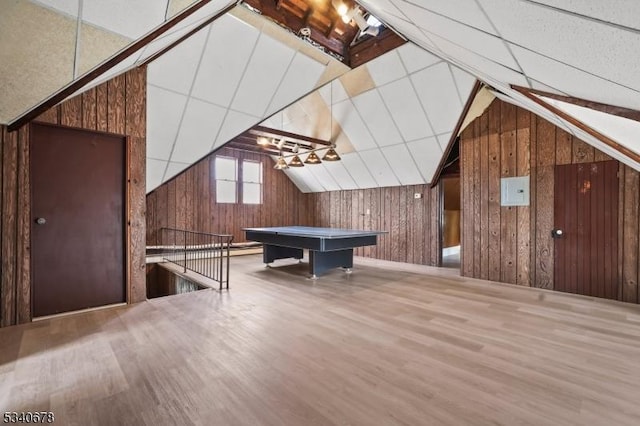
(3, 255, 640, 425)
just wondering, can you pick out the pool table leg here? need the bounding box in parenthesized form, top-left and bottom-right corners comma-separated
(309, 249, 354, 277)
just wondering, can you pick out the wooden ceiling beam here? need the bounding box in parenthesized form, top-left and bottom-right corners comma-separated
(140, 2, 236, 67)
(430, 80, 483, 188)
(511, 85, 640, 123)
(236, 132, 313, 151)
(8, 0, 220, 132)
(226, 142, 279, 155)
(512, 85, 640, 164)
(249, 125, 332, 147)
(227, 138, 297, 155)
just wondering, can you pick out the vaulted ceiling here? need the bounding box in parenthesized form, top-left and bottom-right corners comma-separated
(2, 0, 640, 194)
(260, 43, 475, 192)
(356, 0, 640, 170)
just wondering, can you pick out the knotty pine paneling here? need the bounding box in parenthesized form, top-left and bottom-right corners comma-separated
(146, 147, 312, 245)
(460, 97, 640, 303)
(310, 184, 442, 266)
(0, 66, 147, 327)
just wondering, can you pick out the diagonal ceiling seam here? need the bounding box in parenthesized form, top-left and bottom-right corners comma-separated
(207, 31, 263, 152)
(160, 24, 215, 182)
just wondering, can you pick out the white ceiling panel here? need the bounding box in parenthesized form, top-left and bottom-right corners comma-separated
(146, 86, 188, 161)
(359, 149, 400, 187)
(171, 98, 226, 163)
(322, 160, 358, 190)
(146, 26, 209, 95)
(166, 0, 236, 34)
(147, 159, 167, 192)
(397, 43, 442, 74)
(320, 80, 349, 106)
(365, 49, 406, 86)
(450, 65, 477, 103)
(260, 111, 282, 130)
(530, 0, 640, 30)
(437, 133, 452, 152)
(479, 0, 640, 93)
(339, 153, 378, 189)
(352, 89, 403, 147)
(424, 31, 529, 89)
(381, 144, 424, 185)
(264, 52, 325, 118)
(212, 109, 259, 149)
(191, 14, 259, 107)
(363, 0, 403, 17)
(407, 136, 443, 183)
(230, 33, 297, 117)
(387, 19, 442, 53)
(406, 0, 497, 34)
(287, 166, 325, 192)
(136, 13, 211, 66)
(509, 44, 640, 111)
(282, 167, 312, 193)
(540, 95, 640, 156)
(378, 78, 433, 142)
(528, 79, 567, 97)
(164, 161, 191, 182)
(396, 1, 519, 71)
(282, 102, 309, 127)
(332, 99, 377, 150)
(81, 0, 166, 39)
(305, 164, 341, 192)
(72, 48, 142, 96)
(411, 62, 463, 135)
(33, 0, 79, 17)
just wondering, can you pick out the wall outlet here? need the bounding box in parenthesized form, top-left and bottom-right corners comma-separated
(414, 193, 423, 199)
(366, 209, 370, 215)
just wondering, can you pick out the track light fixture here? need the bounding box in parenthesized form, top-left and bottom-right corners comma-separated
(332, 1, 381, 37)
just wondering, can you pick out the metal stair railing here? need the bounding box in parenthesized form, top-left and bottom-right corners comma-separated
(159, 227, 233, 290)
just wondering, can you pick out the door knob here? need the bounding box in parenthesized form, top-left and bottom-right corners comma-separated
(35, 217, 46, 225)
(551, 228, 563, 239)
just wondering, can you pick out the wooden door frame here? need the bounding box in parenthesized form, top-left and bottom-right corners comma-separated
(29, 122, 131, 315)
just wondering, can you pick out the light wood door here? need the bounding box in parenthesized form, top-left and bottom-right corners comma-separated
(553, 160, 618, 299)
(31, 123, 126, 317)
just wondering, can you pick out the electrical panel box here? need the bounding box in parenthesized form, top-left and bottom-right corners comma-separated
(500, 176, 530, 206)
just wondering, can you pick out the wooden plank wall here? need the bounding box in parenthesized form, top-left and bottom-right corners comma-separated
(460, 97, 640, 303)
(146, 147, 313, 245)
(309, 184, 442, 266)
(0, 67, 147, 327)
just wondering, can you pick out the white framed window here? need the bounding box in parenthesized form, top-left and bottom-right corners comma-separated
(242, 160, 262, 205)
(215, 156, 237, 203)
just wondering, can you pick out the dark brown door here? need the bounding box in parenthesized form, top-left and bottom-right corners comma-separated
(553, 161, 618, 299)
(31, 123, 126, 317)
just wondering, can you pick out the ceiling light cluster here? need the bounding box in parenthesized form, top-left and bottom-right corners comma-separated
(332, 1, 381, 37)
(273, 146, 341, 170)
(253, 127, 341, 170)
